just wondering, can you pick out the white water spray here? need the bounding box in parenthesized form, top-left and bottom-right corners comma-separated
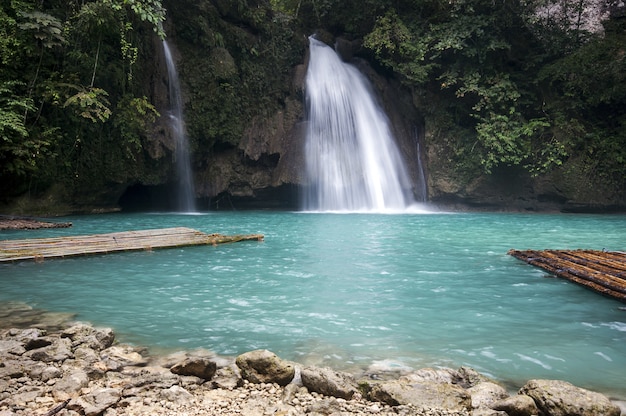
(163, 40, 196, 212)
(303, 37, 415, 212)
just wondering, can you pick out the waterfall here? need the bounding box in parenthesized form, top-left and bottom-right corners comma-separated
(303, 37, 415, 212)
(163, 40, 196, 212)
(414, 126, 428, 203)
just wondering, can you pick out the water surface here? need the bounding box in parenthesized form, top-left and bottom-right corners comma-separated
(1, 211, 625, 397)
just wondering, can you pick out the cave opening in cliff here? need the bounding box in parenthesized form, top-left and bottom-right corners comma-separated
(118, 183, 183, 212)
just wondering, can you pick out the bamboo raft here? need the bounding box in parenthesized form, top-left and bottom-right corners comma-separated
(0, 227, 264, 263)
(508, 249, 626, 302)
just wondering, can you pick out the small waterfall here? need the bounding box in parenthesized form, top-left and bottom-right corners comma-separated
(303, 37, 414, 212)
(414, 126, 428, 203)
(163, 40, 196, 212)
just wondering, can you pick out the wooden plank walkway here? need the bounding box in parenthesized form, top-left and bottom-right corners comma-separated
(0, 227, 264, 263)
(508, 249, 626, 302)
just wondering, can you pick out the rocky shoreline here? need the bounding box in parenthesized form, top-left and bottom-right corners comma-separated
(0, 304, 624, 416)
(0, 217, 72, 231)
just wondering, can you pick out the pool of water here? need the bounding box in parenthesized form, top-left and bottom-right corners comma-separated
(1, 211, 625, 397)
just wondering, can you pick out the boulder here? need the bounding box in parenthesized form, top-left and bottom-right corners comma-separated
(160, 385, 195, 404)
(300, 366, 359, 399)
(73, 346, 99, 363)
(23, 337, 72, 362)
(211, 366, 242, 389)
(404, 367, 460, 384)
(306, 397, 344, 414)
(10, 327, 47, 344)
(467, 381, 510, 409)
(26, 362, 60, 381)
(0, 359, 26, 378)
(24, 336, 53, 351)
(235, 349, 295, 386)
(70, 387, 121, 416)
(170, 357, 217, 380)
(39, 365, 63, 382)
(519, 379, 621, 416)
(11, 386, 46, 406)
(99, 344, 147, 370)
(0, 339, 26, 356)
(456, 366, 494, 388)
(368, 377, 471, 411)
(120, 368, 180, 397)
(493, 394, 540, 416)
(61, 323, 115, 350)
(52, 370, 90, 395)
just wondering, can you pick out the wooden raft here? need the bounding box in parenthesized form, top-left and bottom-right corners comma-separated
(0, 227, 264, 263)
(508, 249, 626, 302)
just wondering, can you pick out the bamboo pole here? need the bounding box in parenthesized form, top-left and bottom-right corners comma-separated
(508, 249, 626, 302)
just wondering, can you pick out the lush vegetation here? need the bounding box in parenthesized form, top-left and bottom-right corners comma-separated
(1, 0, 624, 210)
(0, 0, 168, 206)
(359, 0, 626, 190)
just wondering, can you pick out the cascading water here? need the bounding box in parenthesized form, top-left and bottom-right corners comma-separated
(303, 37, 415, 212)
(163, 40, 196, 212)
(414, 126, 428, 203)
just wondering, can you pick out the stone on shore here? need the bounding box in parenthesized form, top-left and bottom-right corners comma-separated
(519, 379, 621, 416)
(1, 314, 624, 416)
(235, 349, 295, 385)
(61, 323, 115, 350)
(467, 381, 510, 409)
(70, 387, 121, 416)
(300, 365, 359, 399)
(367, 375, 472, 411)
(492, 394, 540, 416)
(99, 344, 147, 370)
(170, 356, 217, 380)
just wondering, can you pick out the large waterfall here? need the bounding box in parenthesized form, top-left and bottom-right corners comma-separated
(303, 37, 415, 212)
(163, 40, 196, 212)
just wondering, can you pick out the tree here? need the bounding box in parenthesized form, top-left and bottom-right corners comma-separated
(363, 0, 622, 176)
(0, 0, 166, 199)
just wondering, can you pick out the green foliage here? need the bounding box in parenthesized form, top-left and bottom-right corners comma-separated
(18, 11, 65, 48)
(0, 0, 169, 203)
(362, 0, 619, 180)
(102, 0, 166, 37)
(475, 113, 552, 173)
(0, 5, 19, 66)
(0, 81, 51, 175)
(364, 11, 433, 84)
(63, 86, 112, 123)
(540, 32, 626, 108)
(113, 95, 159, 160)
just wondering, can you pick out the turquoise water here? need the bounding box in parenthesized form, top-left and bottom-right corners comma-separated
(1, 211, 625, 397)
